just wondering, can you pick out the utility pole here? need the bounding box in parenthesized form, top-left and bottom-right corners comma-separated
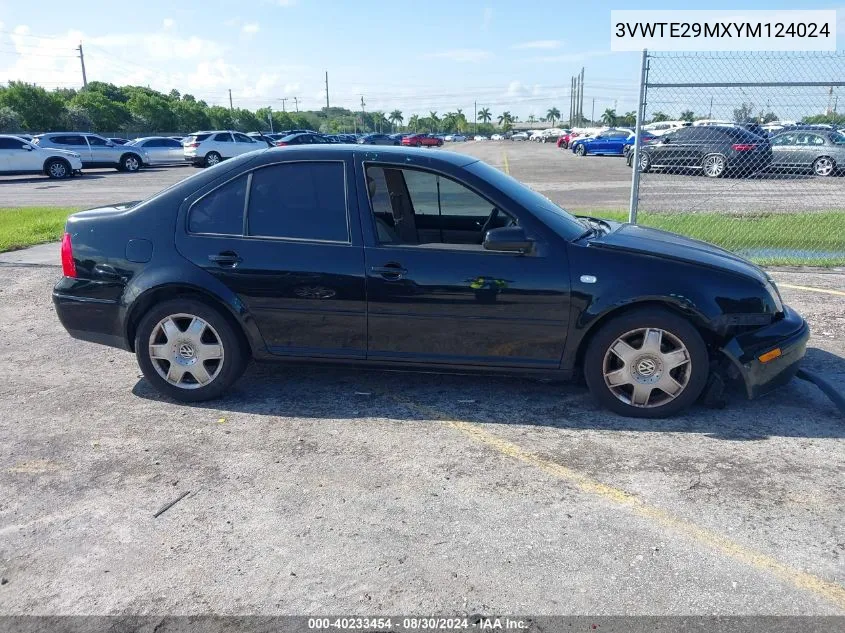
(708, 96, 713, 119)
(325, 71, 330, 111)
(360, 95, 366, 131)
(592, 98, 595, 125)
(228, 89, 234, 112)
(268, 106, 274, 133)
(579, 67, 585, 127)
(76, 43, 88, 88)
(293, 96, 299, 113)
(279, 97, 288, 112)
(570, 76, 575, 126)
(474, 100, 477, 133)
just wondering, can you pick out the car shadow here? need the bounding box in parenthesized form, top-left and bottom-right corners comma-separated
(131, 345, 845, 441)
(0, 174, 107, 184)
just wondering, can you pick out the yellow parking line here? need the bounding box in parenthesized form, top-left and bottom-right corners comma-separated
(391, 396, 845, 611)
(502, 152, 510, 174)
(779, 283, 845, 297)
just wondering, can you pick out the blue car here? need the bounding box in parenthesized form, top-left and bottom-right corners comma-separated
(571, 129, 654, 156)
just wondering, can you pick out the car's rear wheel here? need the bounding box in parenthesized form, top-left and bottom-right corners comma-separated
(135, 299, 248, 402)
(45, 158, 70, 179)
(812, 156, 835, 177)
(576, 144, 587, 156)
(584, 308, 709, 418)
(702, 153, 727, 178)
(120, 154, 142, 172)
(414, 141, 422, 147)
(638, 151, 651, 172)
(205, 151, 222, 167)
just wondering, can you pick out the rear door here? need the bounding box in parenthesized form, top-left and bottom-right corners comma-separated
(49, 135, 92, 164)
(794, 133, 825, 167)
(232, 132, 261, 156)
(85, 135, 116, 166)
(175, 154, 366, 358)
(212, 132, 235, 158)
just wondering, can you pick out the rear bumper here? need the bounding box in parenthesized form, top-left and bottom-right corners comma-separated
(720, 305, 810, 399)
(53, 290, 130, 352)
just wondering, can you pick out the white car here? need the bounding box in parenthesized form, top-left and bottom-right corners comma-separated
(129, 136, 187, 166)
(183, 130, 265, 168)
(473, 135, 488, 141)
(511, 132, 529, 141)
(0, 134, 83, 179)
(530, 131, 545, 142)
(444, 133, 467, 142)
(490, 134, 504, 140)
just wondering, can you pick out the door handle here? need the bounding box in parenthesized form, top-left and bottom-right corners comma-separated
(370, 264, 407, 280)
(208, 251, 242, 267)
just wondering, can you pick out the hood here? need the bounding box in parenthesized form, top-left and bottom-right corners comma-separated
(590, 223, 768, 283)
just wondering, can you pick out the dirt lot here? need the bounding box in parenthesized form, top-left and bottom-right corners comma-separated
(1, 141, 842, 213)
(0, 143, 844, 616)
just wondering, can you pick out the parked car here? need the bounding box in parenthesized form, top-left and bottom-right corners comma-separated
(358, 133, 397, 145)
(541, 129, 569, 143)
(474, 135, 488, 141)
(0, 134, 83, 179)
(53, 145, 808, 418)
(444, 133, 467, 142)
(129, 137, 187, 165)
(34, 132, 148, 172)
(571, 129, 640, 156)
(183, 131, 265, 167)
(109, 138, 130, 146)
(401, 134, 443, 147)
(170, 136, 185, 143)
(632, 125, 772, 177)
(769, 129, 845, 177)
(642, 121, 689, 136)
(275, 133, 331, 146)
(511, 132, 529, 141)
(246, 132, 277, 148)
(490, 133, 505, 141)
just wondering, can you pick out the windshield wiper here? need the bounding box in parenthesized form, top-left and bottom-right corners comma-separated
(576, 216, 610, 239)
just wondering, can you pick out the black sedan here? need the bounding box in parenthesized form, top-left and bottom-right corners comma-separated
(632, 125, 772, 177)
(274, 132, 330, 146)
(53, 146, 808, 418)
(358, 133, 398, 145)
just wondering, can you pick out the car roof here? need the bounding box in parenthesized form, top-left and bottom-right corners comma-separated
(258, 144, 479, 167)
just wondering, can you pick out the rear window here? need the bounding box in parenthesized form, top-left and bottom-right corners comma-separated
(186, 134, 212, 143)
(188, 174, 247, 235)
(247, 162, 348, 242)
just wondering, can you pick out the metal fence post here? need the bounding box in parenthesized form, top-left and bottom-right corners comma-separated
(628, 48, 648, 224)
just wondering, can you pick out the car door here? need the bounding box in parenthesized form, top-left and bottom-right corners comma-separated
(794, 133, 824, 168)
(357, 159, 570, 368)
(232, 132, 260, 156)
(0, 137, 39, 172)
(212, 132, 235, 158)
(85, 135, 116, 166)
(174, 155, 366, 358)
(138, 139, 164, 164)
(769, 133, 796, 168)
(161, 138, 185, 162)
(50, 135, 92, 164)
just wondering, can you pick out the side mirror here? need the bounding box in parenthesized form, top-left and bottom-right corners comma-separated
(106, 141, 114, 147)
(21, 144, 33, 151)
(483, 226, 533, 254)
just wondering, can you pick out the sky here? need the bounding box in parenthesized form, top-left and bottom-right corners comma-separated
(0, 0, 843, 122)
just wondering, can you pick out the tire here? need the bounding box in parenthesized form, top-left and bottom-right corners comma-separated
(812, 156, 835, 177)
(638, 151, 651, 172)
(576, 144, 586, 156)
(120, 153, 142, 172)
(583, 307, 709, 418)
(45, 158, 70, 179)
(414, 142, 422, 147)
(204, 152, 222, 167)
(135, 299, 248, 403)
(701, 153, 727, 178)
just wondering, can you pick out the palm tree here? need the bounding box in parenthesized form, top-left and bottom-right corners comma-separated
(388, 109, 403, 131)
(428, 110, 440, 132)
(528, 114, 537, 123)
(545, 107, 561, 125)
(408, 114, 420, 131)
(478, 107, 492, 123)
(679, 110, 695, 122)
(601, 108, 617, 126)
(650, 111, 669, 122)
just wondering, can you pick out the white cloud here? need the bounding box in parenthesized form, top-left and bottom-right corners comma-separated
(531, 50, 613, 63)
(242, 23, 260, 35)
(511, 40, 562, 50)
(423, 49, 493, 63)
(162, 18, 175, 30)
(482, 7, 493, 31)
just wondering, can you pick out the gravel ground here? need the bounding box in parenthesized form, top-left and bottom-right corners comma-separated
(0, 256, 843, 615)
(2, 142, 843, 213)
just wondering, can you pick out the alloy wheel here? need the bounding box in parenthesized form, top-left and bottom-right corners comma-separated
(148, 314, 225, 389)
(206, 153, 221, 166)
(702, 154, 726, 177)
(813, 157, 834, 176)
(124, 156, 140, 171)
(602, 327, 692, 408)
(48, 161, 67, 178)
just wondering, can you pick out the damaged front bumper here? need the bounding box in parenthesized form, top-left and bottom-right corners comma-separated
(720, 305, 810, 399)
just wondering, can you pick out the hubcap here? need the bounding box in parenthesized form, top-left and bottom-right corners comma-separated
(602, 327, 692, 408)
(126, 157, 139, 171)
(148, 314, 225, 389)
(639, 154, 649, 169)
(50, 163, 66, 177)
(703, 155, 725, 177)
(207, 153, 220, 165)
(814, 158, 833, 176)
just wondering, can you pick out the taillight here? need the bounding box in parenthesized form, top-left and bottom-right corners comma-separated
(186, 142, 199, 148)
(60, 232, 76, 278)
(732, 143, 757, 151)
(275, 141, 287, 146)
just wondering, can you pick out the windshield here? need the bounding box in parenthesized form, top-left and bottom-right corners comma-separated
(466, 160, 585, 240)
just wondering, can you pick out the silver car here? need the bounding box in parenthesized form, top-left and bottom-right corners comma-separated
(770, 129, 845, 177)
(129, 137, 187, 166)
(33, 132, 149, 172)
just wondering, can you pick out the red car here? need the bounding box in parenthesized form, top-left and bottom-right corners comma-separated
(557, 131, 584, 149)
(401, 134, 444, 148)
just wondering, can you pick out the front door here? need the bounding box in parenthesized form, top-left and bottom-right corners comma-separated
(0, 137, 40, 172)
(175, 157, 366, 358)
(85, 135, 115, 166)
(358, 162, 570, 368)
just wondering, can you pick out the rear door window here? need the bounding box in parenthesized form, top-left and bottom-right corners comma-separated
(247, 161, 348, 242)
(51, 135, 87, 146)
(188, 175, 247, 235)
(214, 133, 234, 143)
(86, 135, 109, 146)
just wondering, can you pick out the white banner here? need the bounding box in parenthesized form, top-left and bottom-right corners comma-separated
(611, 10, 837, 51)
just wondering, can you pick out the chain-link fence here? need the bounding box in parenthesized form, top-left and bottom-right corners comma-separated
(629, 51, 845, 266)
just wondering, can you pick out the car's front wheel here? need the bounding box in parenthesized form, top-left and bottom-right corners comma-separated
(584, 308, 709, 418)
(576, 144, 587, 156)
(45, 158, 71, 179)
(135, 299, 248, 402)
